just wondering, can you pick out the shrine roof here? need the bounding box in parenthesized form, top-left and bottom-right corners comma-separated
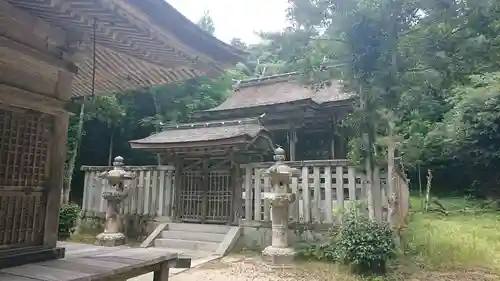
(204, 72, 355, 112)
(8, 0, 246, 97)
(129, 117, 270, 148)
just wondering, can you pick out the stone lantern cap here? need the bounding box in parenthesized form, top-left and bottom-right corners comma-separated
(99, 156, 136, 187)
(263, 146, 300, 186)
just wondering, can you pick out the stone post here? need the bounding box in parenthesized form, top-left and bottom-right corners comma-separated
(96, 156, 136, 247)
(262, 147, 300, 266)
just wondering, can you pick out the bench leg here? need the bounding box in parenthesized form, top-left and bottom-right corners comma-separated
(153, 263, 170, 281)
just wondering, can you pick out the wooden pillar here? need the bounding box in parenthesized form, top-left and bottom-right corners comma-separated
(173, 159, 183, 221)
(44, 112, 70, 248)
(201, 159, 209, 223)
(288, 127, 297, 161)
(330, 121, 337, 160)
(230, 161, 242, 225)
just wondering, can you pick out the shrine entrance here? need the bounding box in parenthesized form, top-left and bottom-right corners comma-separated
(178, 160, 233, 224)
(129, 117, 276, 226)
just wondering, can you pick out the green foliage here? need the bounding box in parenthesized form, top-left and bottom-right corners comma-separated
(296, 240, 338, 261)
(197, 10, 215, 35)
(58, 203, 81, 240)
(335, 212, 396, 273)
(335, 210, 396, 275)
(296, 207, 396, 275)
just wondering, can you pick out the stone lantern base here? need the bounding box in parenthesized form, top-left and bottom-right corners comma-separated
(262, 245, 296, 266)
(95, 232, 126, 247)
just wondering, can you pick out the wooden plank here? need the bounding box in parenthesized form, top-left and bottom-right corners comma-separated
(99, 177, 106, 213)
(85, 172, 94, 212)
(373, 166, 382, 221)
(324, 166, 333, 223)
(130, 172, 138, 214)
(90, 172, 99, 212)
(0, 264, 89, 281)
(140, 222, 167, 248)
(253, 168, 261, 221)
(165, 170, 173, 217)
(158, 170, 166, 216)
(137, 170, 145, 215)
(0, 272, 40, 281)
(301, 166, 310, 222)
(38, 258, 119, 274)
(290, 176, 299, 221)
(94, 248, 177, 262)
(312, 167, 321, 222)
(263, 175, 270, 221)
(151, 170, 158, 216)
(335, 166, 344, 221)
(144, 170, 152, 215)
(244, 167, 252, 220)
(348, 167, 356, 203)
(82, 171, 90, 211)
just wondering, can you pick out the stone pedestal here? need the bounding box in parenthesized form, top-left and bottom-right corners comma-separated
(96, 232, 126, 247)
(261, 147, 299, 266)
(95, 156, 135, 247)
(262, 193, 297, 266)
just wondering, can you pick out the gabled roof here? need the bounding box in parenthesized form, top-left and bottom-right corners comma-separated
(8, 0, 246, 97)
(204, 72, 354, 112)
(129, 117, 273, 151)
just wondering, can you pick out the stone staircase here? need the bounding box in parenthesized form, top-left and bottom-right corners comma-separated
(154, 223, 241, 257)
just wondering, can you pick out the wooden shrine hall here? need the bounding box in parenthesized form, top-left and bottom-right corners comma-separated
(0, 0, 244, 270)
(129, 72, 356, 225)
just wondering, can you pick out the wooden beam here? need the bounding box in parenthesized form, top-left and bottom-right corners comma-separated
(0, 84, 68, 115)
(44, 112, 70, 248)
(0, 36, 78, 74)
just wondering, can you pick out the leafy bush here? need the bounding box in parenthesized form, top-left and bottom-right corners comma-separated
(296, 240, 338, 261)
(58, 203, 81, 240)
(335, 212, 396, 275)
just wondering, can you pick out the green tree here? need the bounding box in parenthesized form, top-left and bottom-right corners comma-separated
(197, 10, 215, 35)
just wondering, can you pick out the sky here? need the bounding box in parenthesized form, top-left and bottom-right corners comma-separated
(167, 0, 289, 44)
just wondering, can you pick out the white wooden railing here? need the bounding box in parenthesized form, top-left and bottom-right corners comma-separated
(241, 160, 371, 224)
(81, 160, 409, 226)
(241, 160, 409, 225)
(81, 166, 175, 217)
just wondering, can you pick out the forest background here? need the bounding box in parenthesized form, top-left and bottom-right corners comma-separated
(63, 0, 500, 206)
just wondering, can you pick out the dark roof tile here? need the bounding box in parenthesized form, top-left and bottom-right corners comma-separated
(129, 117, 266, 145)
(205, 73, 354, 112)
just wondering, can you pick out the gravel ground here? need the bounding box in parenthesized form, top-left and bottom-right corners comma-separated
(170, 255, 358, 281)
(170, 254, 499, 281)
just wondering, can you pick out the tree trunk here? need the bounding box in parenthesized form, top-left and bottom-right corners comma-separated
(107, 127, 115, 166)
(62, 101, 86, 204)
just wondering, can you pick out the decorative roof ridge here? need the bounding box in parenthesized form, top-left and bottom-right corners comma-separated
(162, 114, 266, 130)
(233, 72, 301, 90)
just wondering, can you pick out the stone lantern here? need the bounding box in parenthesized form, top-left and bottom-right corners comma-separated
(95, 156, 136, 246)
(261, 146, 300, 265)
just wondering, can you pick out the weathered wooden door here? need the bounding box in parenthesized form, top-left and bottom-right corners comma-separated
(0, 108, 52, 249)
(178, 168, 232, 224)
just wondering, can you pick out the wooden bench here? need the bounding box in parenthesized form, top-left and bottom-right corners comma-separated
(0, 246, 190, 281)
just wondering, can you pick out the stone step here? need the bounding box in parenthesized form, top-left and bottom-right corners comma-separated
(154, 238, 220, 252)
(166, 223, 231, 234)
(161, 230, 226, 243)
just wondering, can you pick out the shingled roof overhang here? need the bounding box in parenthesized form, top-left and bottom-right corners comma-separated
(7, 0, 247, 97)
(129, 117, 275, 155)
(194, 72, 355, 120)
